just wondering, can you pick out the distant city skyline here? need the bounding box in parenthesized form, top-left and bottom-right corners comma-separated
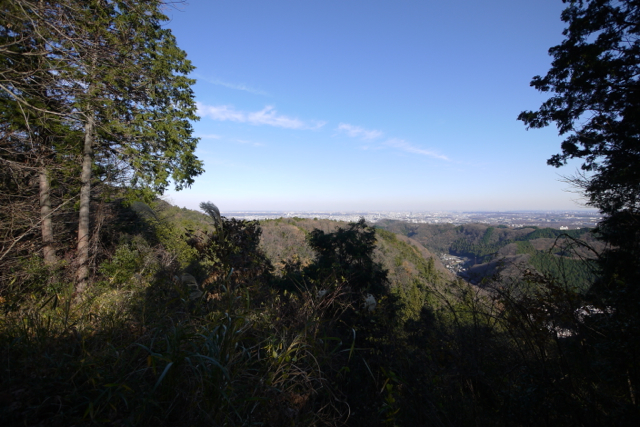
(216, 209, 599, 214)
(213, 210, 601, 229)
(163, 1, 589, 213)
(162, 193, 592, 214)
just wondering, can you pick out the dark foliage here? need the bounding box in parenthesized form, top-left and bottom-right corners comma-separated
(306, 218, 389, 296)
(519, 1, 640, 423)
(518, 0, 640, 217)
(187, 216, 273, 289)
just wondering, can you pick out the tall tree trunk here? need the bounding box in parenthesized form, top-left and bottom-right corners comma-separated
(75, 113, 94, 293)
(39, 166, 57, 265)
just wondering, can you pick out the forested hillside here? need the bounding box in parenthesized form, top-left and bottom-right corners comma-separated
(2, 0, 640, 425)
(259, 217, 455, 321)
(260, 218, 452, 278)
(377, 220, 604, 292)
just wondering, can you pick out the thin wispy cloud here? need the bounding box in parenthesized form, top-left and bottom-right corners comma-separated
(197, 102, 326, 130)
(386, 138, 449, 161)
(194, 74, 268, 96)
(339, 122, 448, 160)
(337, 123, 383, 140)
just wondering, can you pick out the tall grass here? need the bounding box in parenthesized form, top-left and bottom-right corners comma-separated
(0, 267, 358, 426)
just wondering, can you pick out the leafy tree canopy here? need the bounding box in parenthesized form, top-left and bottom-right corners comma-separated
(518, 0, 640, 216)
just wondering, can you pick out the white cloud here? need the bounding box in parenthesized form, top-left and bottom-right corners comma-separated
(337, 123, 383, 140)
(385, 138, 449, 161)
(197, 104, 245, 122)
(197, 102, 325, 130)
(247, 106, 310, 129)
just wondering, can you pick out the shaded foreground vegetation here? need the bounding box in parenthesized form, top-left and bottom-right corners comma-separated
(1, 201, 638, 426)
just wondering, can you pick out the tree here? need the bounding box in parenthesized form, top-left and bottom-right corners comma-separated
(518, 0, 640, 217)
(519, 2, 640, 414)
(69, 0, 203, 292)
(518, 0, 640, 287)
(0, 0, 81, 267)
(0, 1, 203, 292)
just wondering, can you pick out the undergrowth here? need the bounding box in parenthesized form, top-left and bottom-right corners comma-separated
(2, 208, 637, 426)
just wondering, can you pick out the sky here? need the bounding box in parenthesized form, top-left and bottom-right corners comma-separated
(162, 0, 591, 213)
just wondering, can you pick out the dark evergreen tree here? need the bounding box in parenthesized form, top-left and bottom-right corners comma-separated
(519, 1, 640, 418)
(518, 0, 640, 218)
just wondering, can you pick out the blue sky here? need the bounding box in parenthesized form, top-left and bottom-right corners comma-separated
(163, 0, 590, 212)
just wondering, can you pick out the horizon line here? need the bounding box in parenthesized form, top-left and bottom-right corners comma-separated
(217, 209, 600, 214)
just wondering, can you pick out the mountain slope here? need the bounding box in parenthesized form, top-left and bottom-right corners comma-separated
(376, 220, 604, 292)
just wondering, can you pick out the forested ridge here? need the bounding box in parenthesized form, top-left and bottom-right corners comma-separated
(377, 220, 603, 291)
(2, 0, 640, 425)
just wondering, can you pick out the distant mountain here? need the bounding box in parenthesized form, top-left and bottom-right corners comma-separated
(376, 220, 604, 292)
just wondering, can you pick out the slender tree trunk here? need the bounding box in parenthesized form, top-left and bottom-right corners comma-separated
(39, 166, 57, 265)
(75, 113, 94, 293)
